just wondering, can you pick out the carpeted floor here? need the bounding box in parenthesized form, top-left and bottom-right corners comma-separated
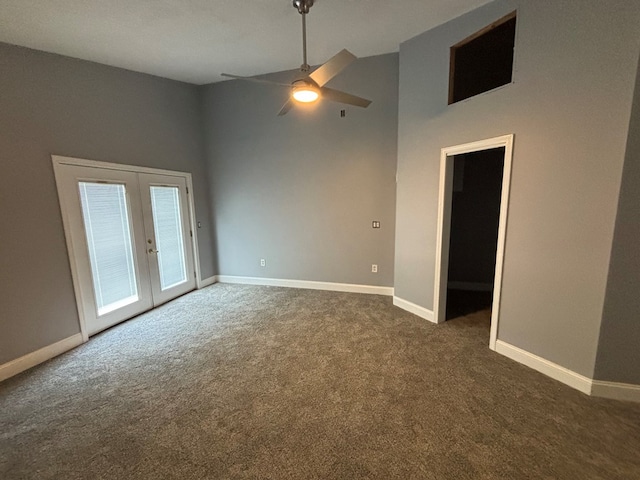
(1, 284, 639, 479)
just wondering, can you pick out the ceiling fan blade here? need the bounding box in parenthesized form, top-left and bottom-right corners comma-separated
(308, 49, 357, 87)
(320, 87, 371, 108)
(221, 73, 291, 87)
(277, 99, 294, 116)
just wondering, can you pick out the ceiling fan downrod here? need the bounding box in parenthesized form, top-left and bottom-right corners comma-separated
(220, 0, 371, 115)
(293, 0, 314, 72)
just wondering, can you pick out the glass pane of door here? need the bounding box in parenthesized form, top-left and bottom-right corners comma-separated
(149, 186, 187, 290)
(78, 182, 139, 315)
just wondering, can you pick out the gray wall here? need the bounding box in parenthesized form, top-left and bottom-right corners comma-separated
(594, 54, 640, 385)
(394, 0, 640, 376)
(201, 53, 398, 286)
(0, 43, 215, 364)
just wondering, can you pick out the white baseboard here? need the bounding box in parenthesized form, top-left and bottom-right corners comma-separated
(448, 281, 493, 292)
(198, 275, 218, 288)
(0, 333, 84, 382)
(591, 380, 640, 403)
(217, 275, 394, 296)
(495, 340, 592, 394)
(495, 340, 640, 402)
(393, 296, 436, 323)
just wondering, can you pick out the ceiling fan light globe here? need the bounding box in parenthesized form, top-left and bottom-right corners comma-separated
(292, 87, 319, 103)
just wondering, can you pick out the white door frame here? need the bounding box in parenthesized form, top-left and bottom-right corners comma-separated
(52, 155, 203, 341)
(432, 134, 514, 350)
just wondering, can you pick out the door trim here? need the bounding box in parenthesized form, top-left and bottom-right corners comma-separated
(52, 155, 202, 341)
(432, 134, 514, 351)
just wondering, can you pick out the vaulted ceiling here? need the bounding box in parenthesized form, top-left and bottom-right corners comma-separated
(0, 0, 490, 84)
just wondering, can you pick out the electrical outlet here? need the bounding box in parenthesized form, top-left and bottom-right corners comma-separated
(372, 264, 378, 273)
(372, 221, 381, 229)
(260, 259, 266, 267)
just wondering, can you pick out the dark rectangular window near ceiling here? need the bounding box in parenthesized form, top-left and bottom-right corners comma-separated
(449, 11, 517, 104)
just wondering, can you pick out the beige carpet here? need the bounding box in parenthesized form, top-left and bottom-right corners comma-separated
(1, 284, 639, 479)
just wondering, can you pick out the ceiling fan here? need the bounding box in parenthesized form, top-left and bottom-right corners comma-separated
(221, 0, 372, 116)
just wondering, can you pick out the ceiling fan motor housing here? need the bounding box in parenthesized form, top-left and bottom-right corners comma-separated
(293, 0, 314, 15)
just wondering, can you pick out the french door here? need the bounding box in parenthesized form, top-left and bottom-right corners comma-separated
(54, 160, 196, 336)
(138, 173, 195, 305)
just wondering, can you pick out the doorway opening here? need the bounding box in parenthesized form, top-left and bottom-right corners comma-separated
(433, 135, 514, 350)
(446, 148, 504, 326)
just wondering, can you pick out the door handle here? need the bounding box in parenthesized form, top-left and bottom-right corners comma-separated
(148, 248, 159, 254)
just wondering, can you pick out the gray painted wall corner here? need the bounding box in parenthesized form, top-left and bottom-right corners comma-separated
(594, 52, 640, 385)
(393, 0, 640, 376)
(0, 43, 214, 364)
(202, 53, 399, 287)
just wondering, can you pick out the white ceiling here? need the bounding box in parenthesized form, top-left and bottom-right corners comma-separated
(0, 0, 490, 85)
